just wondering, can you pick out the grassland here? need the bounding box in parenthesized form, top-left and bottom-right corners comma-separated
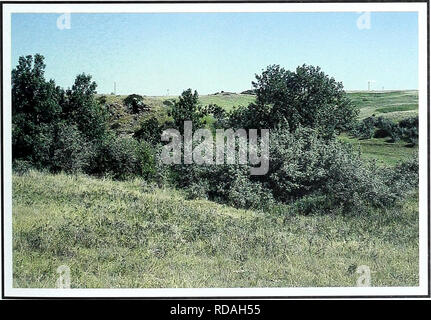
(101, 90, 418, 135)
(347, 90, 418, 121)
(13, 171, 418, 288)
(103, 89, 418, 119)
(13, 90, 419, 288)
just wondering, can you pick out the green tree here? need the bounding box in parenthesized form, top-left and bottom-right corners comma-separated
(250, 64, 358, 136)
(63, 73, 107, 141)
(171, 89, 201, 133)
(12, 54, 64, 163)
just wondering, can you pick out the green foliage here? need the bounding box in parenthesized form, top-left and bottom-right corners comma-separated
(247, 64, 358, 136)
(124, 94, 149, 114)
(12, 54, 64, 161)
(93, 133, 142, 180)
(137, 140, 157, 180)
(351, 116, 418, 146)
(268, 125, 418, 214)
(49, 123, 95, 174)
(63, 73, 107, 142)
(399, 117, 419, 146)
(171, 89, 202, 133)
(133, 117, 162, 145)
(11, 56, 419, 216)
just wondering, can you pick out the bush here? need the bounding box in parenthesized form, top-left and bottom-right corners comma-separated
(133, 117, 162, 145)
(12, 159, 33, 174)
(49, 123, 95, 174)
(268, 124, 417, 214)
(185, 181, 210, 200)
(351, 116, 418, 145)
(124, 94, 149, 114)
(351, 116, 377, 139)
(171, 160, 274, 210)
(399, 117, 419, 146)
(94, 134, 141, 179)
(246, 64, 358, 136)
(137, 140, 157, 180)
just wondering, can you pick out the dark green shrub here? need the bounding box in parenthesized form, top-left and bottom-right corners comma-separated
(124, 94, 149, 114)
(243, 64, 358, 136)
(171, 89, 202, 133)
(133, 117, 162, 145)
(185, 181, 210, 200)
(399, 117, 419, 146)
(351, 116, 418, 145)
(351, 116, 377, 139)
(137, 140, 157, 180)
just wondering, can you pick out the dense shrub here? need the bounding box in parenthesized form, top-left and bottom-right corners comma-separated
(12, 55, 64, 162)
(268, 124, 418, 214)
(12, 56, 419, 216)
(49, 123, 95, 173)
(399, 117, 419, 146)
(93, 134, 142, 179)
(351, 116, 418, 145)
(133, 117, 163, 145)
(170, 89, 202, 133)
(63, 74, 108, 142)
(124, 94, 149, 114)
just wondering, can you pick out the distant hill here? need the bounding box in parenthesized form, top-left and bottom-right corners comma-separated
(97, 90, 418, 134)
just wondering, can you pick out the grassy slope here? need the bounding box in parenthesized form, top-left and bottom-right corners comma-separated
(13, 171, 418, 288)
(13, 90, 419, 288)
(347, 90, 418, 121)
(103, 90, 418, 119)
(339, 134, 418, 166)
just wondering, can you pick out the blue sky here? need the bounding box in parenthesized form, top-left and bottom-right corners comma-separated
(12, 12, 418, 95)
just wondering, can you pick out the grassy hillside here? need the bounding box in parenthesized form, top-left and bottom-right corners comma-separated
(339, 134, 418, 166)
(13, 171, 418, 288)
(102, 90, 418, 121)
(347, 90, 418, 121)
(13, 90, 419, 288)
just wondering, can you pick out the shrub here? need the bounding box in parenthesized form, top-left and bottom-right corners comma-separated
(133, 117, 162, 145)
(12, 159, 33, 174)
(137, 140, 157, 180)
(268, 124, 417, 214)
(351, 116, 377, 139)
(399, 117, 419, 146)
(171, 89, 202, 133)
(94, 134, 141, 179)
(227, 172, 274, 209)
(49, 123, 95, 174)
(124, 94, 149, 114)
(185, 181, 210, 200)
(351, 116, 418, 145)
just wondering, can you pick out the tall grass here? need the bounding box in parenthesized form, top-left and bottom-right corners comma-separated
(13, 171, 418, 288)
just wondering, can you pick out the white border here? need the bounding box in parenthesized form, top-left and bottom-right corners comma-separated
(2, 2, 429, 298)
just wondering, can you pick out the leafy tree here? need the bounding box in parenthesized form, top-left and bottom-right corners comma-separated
(171, 89, 202, 133)
(63, 74, 107, 142)
(12, 54, 64, 163)
(248, 64, 358, 136)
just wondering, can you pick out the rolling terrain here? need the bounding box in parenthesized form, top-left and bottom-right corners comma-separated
(13, 90, 420, 288)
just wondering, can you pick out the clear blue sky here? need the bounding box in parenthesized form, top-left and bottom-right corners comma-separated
(12, 12, 418, 95)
